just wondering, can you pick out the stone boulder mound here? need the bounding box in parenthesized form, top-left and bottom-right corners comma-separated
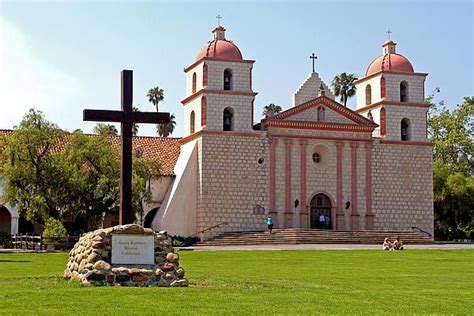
(63, 224, 188, 287)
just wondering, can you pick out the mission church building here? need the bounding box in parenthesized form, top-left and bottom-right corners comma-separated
(150, 24, 433, 238)
(0, 24, 433, 238)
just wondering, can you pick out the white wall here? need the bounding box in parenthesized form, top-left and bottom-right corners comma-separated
(152, 141, 198, 236)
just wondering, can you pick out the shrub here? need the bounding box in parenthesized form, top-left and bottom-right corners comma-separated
(42, 218, 68, 239)
(0, 232, 12, 248)
(171, 235, 200, 247)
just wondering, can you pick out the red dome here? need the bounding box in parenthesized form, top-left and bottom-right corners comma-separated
(366, 53, 414, 76)
(196, 39, 243, 61)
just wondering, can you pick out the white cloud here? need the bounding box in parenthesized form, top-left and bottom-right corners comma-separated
(0, 18, 82, 130)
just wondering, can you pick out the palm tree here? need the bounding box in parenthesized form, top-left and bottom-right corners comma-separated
(147, 87, 164, 112)
(157, 113, 176, 137)
(132, 107, 139, 136)
(262, 103, 282, 119)
(331, 73, 358, 107)
(93, 123, 118, 135)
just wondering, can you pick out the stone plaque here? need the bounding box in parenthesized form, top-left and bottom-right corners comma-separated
(111, 235, 154, 265)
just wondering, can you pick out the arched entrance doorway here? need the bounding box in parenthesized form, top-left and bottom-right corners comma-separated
(0, 206, 12, 234)
(310, 194, 332, 229)
(144, 207, 159, 228)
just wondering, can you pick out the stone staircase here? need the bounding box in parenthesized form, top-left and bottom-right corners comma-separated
(195, 228, 434, 246)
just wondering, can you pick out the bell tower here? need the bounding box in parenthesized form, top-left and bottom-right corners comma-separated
(181, 24, 257, 136)
(354, 38, 429, 142)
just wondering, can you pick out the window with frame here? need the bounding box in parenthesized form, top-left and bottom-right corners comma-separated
(224, 69, 233, 90)
(223, 107, 234, 131)
(312, 152, 321, 163)
(192, 72, 197, 94)
(317, 106, 325, 122)
(190, 111, 195, 134)
(400, 81, 409, 102)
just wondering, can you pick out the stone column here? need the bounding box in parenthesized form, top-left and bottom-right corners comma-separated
(335, 142, 345, 230)
(284, 139, 293, 228)
(350, 143, 360, 230)
(299, 139, 308, 228)
(269, 138, 278, 225)
(364, 143, 375, 230)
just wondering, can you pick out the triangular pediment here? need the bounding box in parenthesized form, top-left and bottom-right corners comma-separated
(273, 96, 376, 126)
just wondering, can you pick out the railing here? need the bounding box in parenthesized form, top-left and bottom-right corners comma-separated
(191, 221, 228, 237)
(11, 234, 79, 251)
(411, 226, 432, 237)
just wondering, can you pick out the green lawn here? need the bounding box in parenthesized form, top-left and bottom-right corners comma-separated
(0, 250, 473, 315)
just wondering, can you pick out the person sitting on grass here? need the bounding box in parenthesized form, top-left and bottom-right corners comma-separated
(383, 238, 393, 251)
(393, 236, 404, 250)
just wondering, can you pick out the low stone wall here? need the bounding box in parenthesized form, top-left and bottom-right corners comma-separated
(63, 224, 188, 287)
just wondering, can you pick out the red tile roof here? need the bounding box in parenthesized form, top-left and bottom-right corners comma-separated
(0, 129, 181, 176)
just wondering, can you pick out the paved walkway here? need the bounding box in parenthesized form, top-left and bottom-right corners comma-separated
(184, 243, 474, 251)
(2, 243, 473, 254)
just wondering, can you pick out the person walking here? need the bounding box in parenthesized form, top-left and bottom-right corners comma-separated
(319, 213, 326, 229)
(266, 216, 274, 234)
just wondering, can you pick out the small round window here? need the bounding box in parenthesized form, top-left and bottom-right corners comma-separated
(312, 153, 321, 163)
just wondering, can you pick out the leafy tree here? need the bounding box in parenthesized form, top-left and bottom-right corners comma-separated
(428, 95, 473, 174)
(0, 109, 69, 223)
(62, 131, 162, 231)
(157, 113, 176, 137)
(331, 73, 358, 107)
(147, 86, 164, 112)
(262, 103, 282, 119)
(0, 110, 162, 233)
(433, 160, 473, 239)
(93, 123, 118, 136)
(61, 131, 120, 230)
(427, 93, 474, 239)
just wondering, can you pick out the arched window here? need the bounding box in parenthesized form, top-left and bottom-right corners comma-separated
(380, 76, 386, 99)
(203, 64, 208, 88)
(192, 72, 197, 93)
(380, 107, 386, 137)
(400, 81, 409, 102)
(190, 111, 195, 134)
(201, 96, 207, 127)
(317, 106, 325, 122)
(223, 107, 234, 131)
(401, 118, 411, 141)
(365, 84, 372, 105)
(224, 68, 232, 90)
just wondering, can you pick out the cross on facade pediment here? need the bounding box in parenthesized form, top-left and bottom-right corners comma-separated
(83, 70, 170, 225)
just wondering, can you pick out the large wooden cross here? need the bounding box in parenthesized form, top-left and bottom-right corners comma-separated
(83, 70, 170, 225)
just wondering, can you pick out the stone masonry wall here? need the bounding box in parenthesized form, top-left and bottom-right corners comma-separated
(183, 96, 203, 136)
(269, 126, 371, 230)
(185, 61, 204, 96)
(63, 225, 188, 287)
(372, 143, 433, 234)
(384, 105, 428, 142)
(205, 93, 255, 132)
(197, 133, 269, 235)
(356, 75, 382, 109)
(206, 60, 253, 92)
(292, 72, 335, 107)
(288, 105, 353, 125)
(355, 73, 425, 110)
(383, 73, 425, 104)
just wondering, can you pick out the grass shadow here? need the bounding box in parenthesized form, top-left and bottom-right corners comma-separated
(0, 260, 32, 263)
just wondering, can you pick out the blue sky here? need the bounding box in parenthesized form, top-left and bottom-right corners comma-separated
(1, 0, 472, 137)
